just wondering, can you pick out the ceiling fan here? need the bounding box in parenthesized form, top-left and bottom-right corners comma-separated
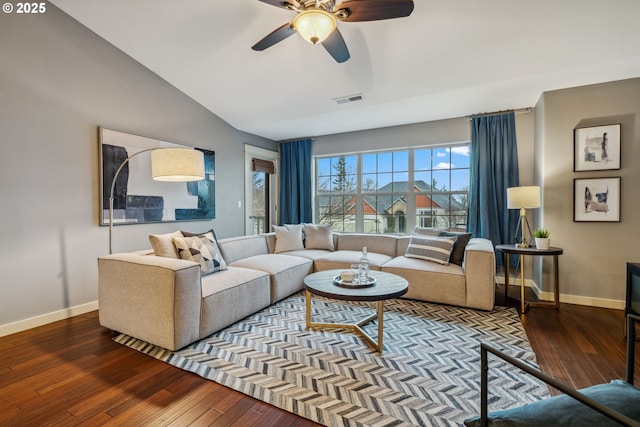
(251, 0, 415, 63)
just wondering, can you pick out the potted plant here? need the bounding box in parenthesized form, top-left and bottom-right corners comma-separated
(533, 228, 550, 250)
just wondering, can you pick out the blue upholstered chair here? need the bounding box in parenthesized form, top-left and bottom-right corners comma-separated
(465, 314, 640, 427)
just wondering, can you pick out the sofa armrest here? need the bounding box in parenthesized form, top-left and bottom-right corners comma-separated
(98, 253, 202, 351)
(463, 238, 496, 310)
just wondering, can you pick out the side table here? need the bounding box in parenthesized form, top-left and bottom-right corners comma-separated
(496, 244, 563, 313)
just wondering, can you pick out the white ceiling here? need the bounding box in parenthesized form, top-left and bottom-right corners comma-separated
(50, 0, 640, 141)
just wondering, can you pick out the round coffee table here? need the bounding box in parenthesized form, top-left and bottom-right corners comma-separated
(303, 269, 408, 352)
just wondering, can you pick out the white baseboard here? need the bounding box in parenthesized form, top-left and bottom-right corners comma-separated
(538, 291, 625, 310)
(0, 301, 99, 337)
(497, 277, 624, 310)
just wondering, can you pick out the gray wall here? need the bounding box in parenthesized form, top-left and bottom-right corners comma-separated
(535, 78, 640, 307)
(0, 6, 275, 327)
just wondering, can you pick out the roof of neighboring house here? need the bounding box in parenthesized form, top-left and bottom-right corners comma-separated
(317, 180, 466, 215)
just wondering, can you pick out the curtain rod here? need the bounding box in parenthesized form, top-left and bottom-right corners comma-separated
(467, 107, 532, 120)
(277, 137, 316, 143)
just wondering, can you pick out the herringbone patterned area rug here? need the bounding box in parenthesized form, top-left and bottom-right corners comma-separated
(115, 292, 550, 426)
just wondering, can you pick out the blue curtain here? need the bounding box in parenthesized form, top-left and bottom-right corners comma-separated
(468, 113, 520, 262)
(279, 139, 312, 225)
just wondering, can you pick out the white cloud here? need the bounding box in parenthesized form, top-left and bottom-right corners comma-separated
(437, 152, 447, 157)
(435, 162, 452, 169)
(451, 146, 470, 156)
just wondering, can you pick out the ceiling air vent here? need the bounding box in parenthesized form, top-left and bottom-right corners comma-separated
(333, 94, 364, 105)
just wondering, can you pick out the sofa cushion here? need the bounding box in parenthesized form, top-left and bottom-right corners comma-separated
(274, 224, 304, 253)
(463, 380, 640, 427)
(149, 230, 183, 259)
(438, 231, 472, 266)
(218, 235, 269, 264)
(381, 256, 465, 305)
(405, 235, 456, 265)
(200, 266, 271, 338)
(230, 254, 313, 303)
(172, 233, 227, 275)
(314, 250, 393, 271)
(303, 223, 334, 251)
(278, 249, 333, 262)
(335, 233, 398, 257)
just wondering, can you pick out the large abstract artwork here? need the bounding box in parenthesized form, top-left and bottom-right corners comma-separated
(99, 127, 215, 226)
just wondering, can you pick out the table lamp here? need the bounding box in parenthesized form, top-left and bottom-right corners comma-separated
(507, 186, 540, 248)
(108, 148, 205, 254)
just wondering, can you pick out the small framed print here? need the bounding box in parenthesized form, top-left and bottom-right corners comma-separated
(574, 124, 621, 171)
(574, 177, 620, 222)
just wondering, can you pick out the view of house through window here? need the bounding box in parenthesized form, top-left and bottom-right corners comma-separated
(315, 145, 470, 234)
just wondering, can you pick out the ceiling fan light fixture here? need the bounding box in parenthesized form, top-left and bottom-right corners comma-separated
(293, 9, 336, 45)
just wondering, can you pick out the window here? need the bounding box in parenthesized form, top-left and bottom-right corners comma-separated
(315, 144, 470, 234)
(316, 155, 357, 232)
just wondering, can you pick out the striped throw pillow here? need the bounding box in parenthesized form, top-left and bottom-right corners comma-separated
(405, 234, 457, 265)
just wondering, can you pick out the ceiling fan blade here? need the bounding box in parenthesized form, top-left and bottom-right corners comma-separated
(252, 22, 296, 51)
(334, 0, 414, 22)
(322, 28, 350, 63)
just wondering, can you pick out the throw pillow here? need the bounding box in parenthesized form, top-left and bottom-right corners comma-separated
(438, 231, 472, 266)
(273, 224, 304, 253)
(149, 230, 183, 258)
(172, 232, 227, 275)
(182, 228, 219, 241)
(303, 223, 334, 251)
(405, 234, 457, 265)
(412, 226, 441, 236)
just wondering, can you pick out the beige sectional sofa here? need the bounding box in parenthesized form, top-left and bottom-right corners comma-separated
(98, 230, 495, 351)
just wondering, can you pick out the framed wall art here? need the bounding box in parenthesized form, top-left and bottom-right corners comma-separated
(99, 127, 215, 226)
(574, 123, 620, 171)
(573, 177, 620, 222)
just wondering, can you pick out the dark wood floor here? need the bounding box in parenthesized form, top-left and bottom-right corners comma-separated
(1, 286, 638, 426)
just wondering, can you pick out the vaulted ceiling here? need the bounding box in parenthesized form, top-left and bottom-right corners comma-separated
(50, 0, 640, 141)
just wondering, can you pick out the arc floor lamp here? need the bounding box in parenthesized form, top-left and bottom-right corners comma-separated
(108, 148, 205, 254)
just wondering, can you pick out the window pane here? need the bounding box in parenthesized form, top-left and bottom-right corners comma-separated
(433, 147, 450, 169)
(362, 174, 377, 192)
(378, 152, 393, 172)
(319, 173, 332, 188)
(317, 158, 331, 176)
(343, 155, 357, 172)
(362, 153, 377, 174)
(415, 171, 431, 188)
(432, 170, 449, 191)
(451, 169, 469, 191)
(393, 151, 408, 171)
(415, 149, 432, 170)
(377, 172, 393, 190)
(451, 145, 470, 168)
(392, 172, 409, 192)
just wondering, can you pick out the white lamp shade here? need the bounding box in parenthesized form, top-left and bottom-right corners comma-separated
(293, 9, 336, 44)
(151, 148, 205, 182)
(507, 186, 541, 209)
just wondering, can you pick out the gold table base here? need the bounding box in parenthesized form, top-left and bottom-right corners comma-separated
(305, 290, 384, 352)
